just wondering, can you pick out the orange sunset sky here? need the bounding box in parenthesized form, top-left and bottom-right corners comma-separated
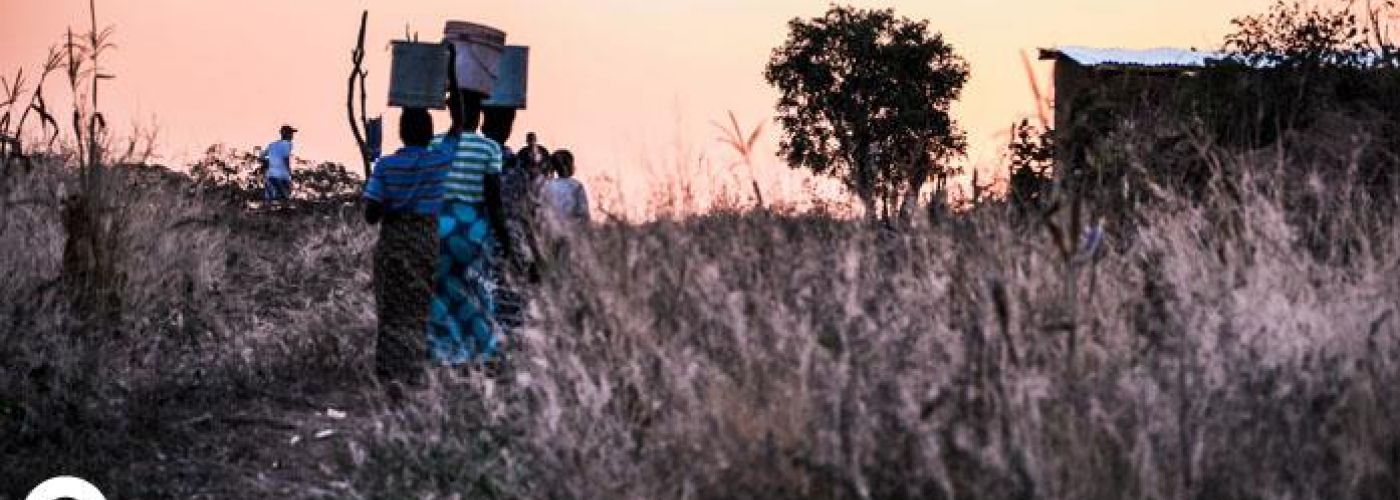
(2, 0, 1279, 209)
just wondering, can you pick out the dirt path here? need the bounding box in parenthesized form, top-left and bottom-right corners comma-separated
(8, 208, 397, 498)
(127, 383, 382, 498)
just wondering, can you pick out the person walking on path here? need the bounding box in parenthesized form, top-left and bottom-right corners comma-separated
(483, 108, 518, 173)
(260, 125, 297, 204)
(539, 149, 591, 249)
(426, 88, 513, 366)
(362, 108, 450, 387)
(517, 132, 551, 174)
(541, 150, 590, 227)
(484, 108, 542, 281)
(497, 140, 545, 283)
(484, 108, 542, 334)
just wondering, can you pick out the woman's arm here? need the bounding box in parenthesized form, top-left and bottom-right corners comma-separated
(362, 158, 386, 225)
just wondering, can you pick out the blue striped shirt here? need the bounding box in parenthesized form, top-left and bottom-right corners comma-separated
(363, 146, 450, 216)
(431, 132, 503, 204)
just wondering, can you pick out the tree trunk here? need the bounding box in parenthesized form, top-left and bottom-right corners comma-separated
(855, 145, 879, 220)
(898, 183, 922, 221)
(900, 163, 929, 222)
(857, 187, 878, 221)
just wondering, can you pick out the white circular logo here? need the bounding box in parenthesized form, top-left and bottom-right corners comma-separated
(25, 476, 106, 500)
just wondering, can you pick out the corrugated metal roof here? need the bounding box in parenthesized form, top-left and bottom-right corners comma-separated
(1041, 46, 1226, 68)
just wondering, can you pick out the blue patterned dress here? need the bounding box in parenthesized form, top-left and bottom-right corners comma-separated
(427, 202, 498, 364)
(426, 132, 504, 364)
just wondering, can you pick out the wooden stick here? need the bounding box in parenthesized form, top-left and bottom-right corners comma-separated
(347, 10, 371, 178)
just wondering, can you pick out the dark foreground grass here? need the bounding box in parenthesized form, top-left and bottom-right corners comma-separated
(1, 140, 1398, 498)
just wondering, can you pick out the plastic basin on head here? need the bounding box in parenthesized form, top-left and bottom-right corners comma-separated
(444, 21, 507, 95)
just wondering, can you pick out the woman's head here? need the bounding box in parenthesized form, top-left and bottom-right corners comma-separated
(482, 107, 517, 144)
(551, 149, 575, 178)
(446, 88, 485, 132)
(399, 107, 434, 147)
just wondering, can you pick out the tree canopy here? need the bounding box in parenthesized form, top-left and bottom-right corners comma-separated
(765, 5, 969, 219)
(1225, 0, 1398, 69)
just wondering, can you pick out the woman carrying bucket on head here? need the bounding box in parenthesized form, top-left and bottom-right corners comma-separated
(424, 22, 515, 367)
(362, 107, 451, 388)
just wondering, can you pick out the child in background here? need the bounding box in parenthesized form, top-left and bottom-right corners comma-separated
(540, 149, 590, 233)
(538, 149, 590, 265)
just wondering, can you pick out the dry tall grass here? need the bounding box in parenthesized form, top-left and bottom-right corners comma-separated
(2, 128, 1398, 499)
(347, 136, 1399, 498)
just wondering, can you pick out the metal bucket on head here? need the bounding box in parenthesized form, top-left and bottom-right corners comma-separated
(444, 21, 507, 95)
(388, 41, 449, 109)
(483, 45, 529, 110)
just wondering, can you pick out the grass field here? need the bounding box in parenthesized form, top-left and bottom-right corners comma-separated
(2, 129, 1397, 499)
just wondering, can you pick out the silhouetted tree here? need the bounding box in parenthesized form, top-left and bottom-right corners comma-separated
(1225, 0, 1396, 69)
(1217, 0, 1400, 199)
(765, 5, 969, 220)
(1213, 1, 1400, 137)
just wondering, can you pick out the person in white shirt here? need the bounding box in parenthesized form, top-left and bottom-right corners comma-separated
(260, 125, 297, 202)
(539, 149, 590, 236)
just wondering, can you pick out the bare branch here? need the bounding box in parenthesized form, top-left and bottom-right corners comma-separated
(347, 10, 372, 178)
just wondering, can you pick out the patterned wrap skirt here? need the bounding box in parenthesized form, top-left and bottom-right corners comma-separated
(372, 213, 439, 382)
(426, 201, 499, 364)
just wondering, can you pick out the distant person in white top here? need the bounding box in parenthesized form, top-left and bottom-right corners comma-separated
(260, 125, 297, 202)
(540, 149, 590, 236)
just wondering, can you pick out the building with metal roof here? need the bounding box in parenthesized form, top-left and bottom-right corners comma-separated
(1035, 45, 1400, 208)
(1036, 46, 1234, 136)
(1040, 46, 1227, 70)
